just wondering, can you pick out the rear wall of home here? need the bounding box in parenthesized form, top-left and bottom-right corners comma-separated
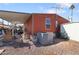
(32, 14, 56, 33)
(24, 14, 70, 34)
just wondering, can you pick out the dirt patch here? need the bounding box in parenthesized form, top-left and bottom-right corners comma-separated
(1, 40, 79, 55)
(28, 40, 79, 55)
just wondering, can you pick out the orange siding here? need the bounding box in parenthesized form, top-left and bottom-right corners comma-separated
(57, 15, 69, 24)
(24, 14, 70, 34)
(33, 14, 56, 33)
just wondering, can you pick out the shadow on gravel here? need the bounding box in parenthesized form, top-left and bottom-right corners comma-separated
(34, 38, 69, 47)
(2, 40, 32, 49)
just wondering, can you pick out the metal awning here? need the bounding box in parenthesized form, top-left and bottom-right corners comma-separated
(0, 10, 31, 24)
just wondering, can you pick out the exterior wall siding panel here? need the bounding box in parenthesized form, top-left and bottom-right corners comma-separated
(24, 14, 69, 34)
(33, 14, 56, 33)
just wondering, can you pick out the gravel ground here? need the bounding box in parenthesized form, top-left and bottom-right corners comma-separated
(1, 40, 79, 55)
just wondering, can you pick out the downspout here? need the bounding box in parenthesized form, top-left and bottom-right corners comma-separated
(55, 14, 57, 32)
(32, 14, 34, 35)
(55, 14, 58, 38)
(39, 15, 41, 32)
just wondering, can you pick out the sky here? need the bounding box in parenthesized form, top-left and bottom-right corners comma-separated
(0, 3, 79, 24)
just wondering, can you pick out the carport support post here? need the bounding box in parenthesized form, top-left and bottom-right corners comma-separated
(2, 19, 4, 25)
(12, 25, 14, 37)
(22, 25, 25, 41)
(12, 23, 16, 38)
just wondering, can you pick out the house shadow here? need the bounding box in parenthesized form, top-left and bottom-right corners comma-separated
(2, 40, 32, 49)
(53, 38, 69, 44)
(34, 38, 69, 47)
(1, 37, 69, 48)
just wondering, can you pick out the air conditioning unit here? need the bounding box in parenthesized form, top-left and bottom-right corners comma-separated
(36, 32, 55, 45)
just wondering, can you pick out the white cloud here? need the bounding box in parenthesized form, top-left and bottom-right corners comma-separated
(57, 3, 73, 8)
(0, 3, 10, 5)
(47, 9, 66, 14)
(47, 9, 56, 14)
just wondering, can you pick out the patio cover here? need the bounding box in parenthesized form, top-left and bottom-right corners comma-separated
(0, 10, 31, 24)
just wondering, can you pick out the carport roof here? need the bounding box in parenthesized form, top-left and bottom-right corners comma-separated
(0, 10, 31, 24)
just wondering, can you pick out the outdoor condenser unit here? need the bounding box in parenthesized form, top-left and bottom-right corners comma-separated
(36, 32, 55, 45)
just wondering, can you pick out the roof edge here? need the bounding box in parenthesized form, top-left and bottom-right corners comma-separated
(0, 10, 31, 15)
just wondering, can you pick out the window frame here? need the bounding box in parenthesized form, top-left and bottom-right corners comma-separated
(45, 17, 51, 30)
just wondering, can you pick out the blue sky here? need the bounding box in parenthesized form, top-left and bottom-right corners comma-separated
(0, 3, 79, 24)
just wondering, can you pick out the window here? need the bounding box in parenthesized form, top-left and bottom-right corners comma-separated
(0, 30, 2, 35)
(45, 17, 51, 29)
